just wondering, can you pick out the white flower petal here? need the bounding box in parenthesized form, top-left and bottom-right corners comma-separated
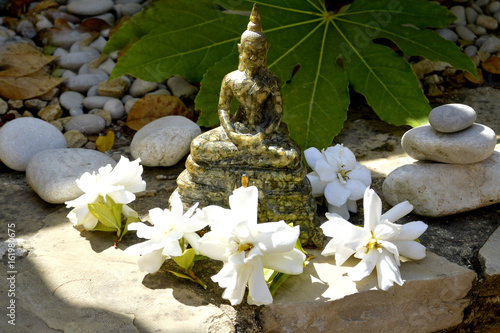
(349, 163, 372, 186)
(169, 191, 185, 218)
(261, 249, 305, 274)
(107, 189, 135, 204)
(128, 222, 155, 239)
(183, 232, 201, 253)
(392, 240, 426, 260)
(306, 172, 327, 197)
(124, 238, 165, 256)
(373, 223, 400, 242)
(255, 222, 299, 254)
(378, 240, 400, 264)
(247, 257, 273, 305)
(137, 249, 166, 274)
(337, 144, 356, 170)
(345, 179, 368, 201)
(304, 147, 323, 169)
(348, 249, 379, 282)
(327, 203, 350, 220)
(321, 238, 337, 257)
(346, 199, 358, 213)
(315, 159, 337, 182)
(162, 239, 183, 257)
(334, 245, 357, 266)
(381, 201, 414, 223)
(395, 221, 428, 241)
(363, 188, 382, 231)
(376, 249, 403, 290)
(198, 232, 231, 261)
(229, 186, 258, 226)
(324, 181, 349, 207)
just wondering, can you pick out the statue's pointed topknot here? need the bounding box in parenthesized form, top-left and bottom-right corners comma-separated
(247, 4, 262, 32)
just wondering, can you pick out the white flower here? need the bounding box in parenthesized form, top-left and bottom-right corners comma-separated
(124, 192, 206, 274)
(197, 186, 306, 306)
(321, 188, 427, 291)
(65, 157, 146, 230)
(304, 144, 371, 220)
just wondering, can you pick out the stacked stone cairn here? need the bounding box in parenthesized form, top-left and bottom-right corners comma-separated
(383, 103, 499, 216)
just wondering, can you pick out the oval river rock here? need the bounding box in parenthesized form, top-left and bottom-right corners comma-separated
(402, 124, 496, 164)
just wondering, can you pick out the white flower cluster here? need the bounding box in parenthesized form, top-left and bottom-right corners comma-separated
(65, 146, 428, 305)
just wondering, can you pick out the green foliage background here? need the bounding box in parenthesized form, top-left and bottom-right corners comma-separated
(104, 0, 476, 150)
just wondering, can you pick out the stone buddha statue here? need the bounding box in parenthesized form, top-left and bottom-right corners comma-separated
(173, 4, 322, 247)
(190, 5, 300, 169)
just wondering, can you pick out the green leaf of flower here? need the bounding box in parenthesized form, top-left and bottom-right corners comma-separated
(108, 0, 476, 150)
(88, 201, 120, 230)
(119, 215, 141, 242)
(174, 248, 196, 271)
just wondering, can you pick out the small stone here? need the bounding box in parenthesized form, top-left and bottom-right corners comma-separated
(435, 28, 458, 43)
(38, 103, 63, 121)
(26, 148, 116, 203)
(489, 1, 500, 13)
(64, 129, 88, 148)
(97, 77, 130, 98)
(8, 99, 23, 109)
(479, 36, 500, 53)
(450, 6, 467, 26)
(69, 107, 84, 117)
(16, 19, 36, 39)
(62, 70, 77, 79)
(78, 63, 90, 75)
(495, 10, 500, 23)
(383, 151, 500, 216)
(83, 96, 113, 110)
(428, 104, 477, 133)
(49, 119, 64, 131)
(24, 99, 47, 110)
(455, 25, 477, 42)
(0, 98, 8, 115)
(402, 124, 496, 164)
(412, 59, 451, 80)
(87, 85, 99, 97)
(475, 0, 490, 7)
(0, 118, 67, 171)
(66, 0, 114, 16)
(114, 3, 143, 16)
(89, 36, 107, 52)
(22, 111, 34, 117)
(467, 24, 487, 36)
(38, 87, 60, 101)
(167, 76, 199, 99)
(129, 78, 158, 97)
(465, 44, 479, 57)
(97, 58, 115, 75)
(57, 50, 100, 71)
(65, 114, 106, 134)
(92, 109, 112, 126)
(426, 83, 443, 97)
(60, 91, 85, 111)
(465, 7, 479, 24)
(131, 116, 201, 167)
(65, 72, 109, 93)
(146, 89, 172, 96)
(476, 15, 498, 30)
(103, 99, 125, 120)
(125, 98, 139, 114)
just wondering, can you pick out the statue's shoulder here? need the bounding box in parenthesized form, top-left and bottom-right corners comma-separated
(265, 70, 281, 86)
(223, 70, 244, 84)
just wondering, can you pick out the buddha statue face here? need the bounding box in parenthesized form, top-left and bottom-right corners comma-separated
(238, 38, 268, 74)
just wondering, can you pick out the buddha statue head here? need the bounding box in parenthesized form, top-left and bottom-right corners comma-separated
(238, 4, 269, 73)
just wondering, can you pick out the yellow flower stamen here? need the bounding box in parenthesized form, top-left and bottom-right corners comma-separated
(366, 231, 380, 253)
(238, 243, 254, 252)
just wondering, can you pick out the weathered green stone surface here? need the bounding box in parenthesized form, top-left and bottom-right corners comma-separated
(173, 5, 322, 246)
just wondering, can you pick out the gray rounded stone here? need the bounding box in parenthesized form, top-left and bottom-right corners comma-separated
(0, 118, 67, 171)
(83, 96, 113, 110)
(402, 124, 496, 164)
(103, 98, 125, 119)
(435, 28, 458, 43)
(429, 103, 477, 133)
(455, 25, 476, 42)
(66, 0, 114, 16)
(65, 114, 106, 134)
(129, 78, 158, 97)
(26, 148, 116, 204)
(60, 91, 84, 111)
(131, 116, 201, 167)
(382, 151, 500, 217)
(450, 6, 467, 26)
(65, 73, 109, 93)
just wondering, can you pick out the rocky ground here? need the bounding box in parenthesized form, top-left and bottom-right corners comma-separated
(0, 0, 499, 332)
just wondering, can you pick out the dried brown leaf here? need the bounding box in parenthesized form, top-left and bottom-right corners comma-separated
(0, 69, 65, 100)
(482, 56, 500, 74)
(126, 95, 194, 131)
(0, 42, 57, 77)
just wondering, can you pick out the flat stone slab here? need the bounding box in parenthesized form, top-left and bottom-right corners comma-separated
(2, 206, 476, 333)
(262, 251, 476, 332)
(479, 226, 500, 296)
